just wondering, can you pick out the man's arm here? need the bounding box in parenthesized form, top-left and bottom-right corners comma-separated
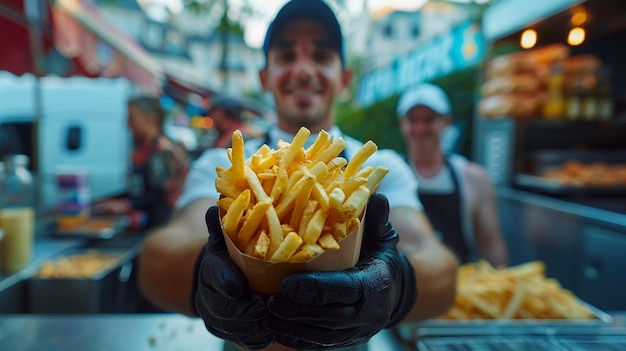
(389, 206, 459, 321)
(138, 197, 217, 315)
(466, 163, 509, 267)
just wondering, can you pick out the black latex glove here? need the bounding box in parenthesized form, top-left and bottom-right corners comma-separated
(265, 193, 418, 350)
(193, 206, 273, 350)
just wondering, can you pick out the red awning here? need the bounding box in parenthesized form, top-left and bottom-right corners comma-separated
(0, 0, 162, 92)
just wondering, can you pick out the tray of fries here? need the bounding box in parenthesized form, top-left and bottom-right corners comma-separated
(394, 260, 613, 341)
(216, 128, 388, 295)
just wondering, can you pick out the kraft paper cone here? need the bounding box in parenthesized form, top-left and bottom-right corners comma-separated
(219, 208, 365, 296)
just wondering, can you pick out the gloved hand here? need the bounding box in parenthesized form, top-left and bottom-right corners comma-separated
(193, 206, 273, 350)
(265, 193, 418, 350)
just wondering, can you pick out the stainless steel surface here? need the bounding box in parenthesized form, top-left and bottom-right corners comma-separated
(578, 227, 626, 311)
(416, 332, 626, 350)
(496, 187, 626, 311)
(497, 187, 626, 230)
(395, 301, 613, 343)
(0, 314, 224, 351)
(391, 312, 626, 351)
(0, 314, 401, 351)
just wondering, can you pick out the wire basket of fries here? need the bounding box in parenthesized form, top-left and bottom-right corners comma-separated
(436, 260, 608, 322)
(216, 128, 388, 295)
(393, 261, 613, 344)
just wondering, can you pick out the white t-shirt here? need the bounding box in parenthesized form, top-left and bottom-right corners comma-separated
(177, 126, 422, 211)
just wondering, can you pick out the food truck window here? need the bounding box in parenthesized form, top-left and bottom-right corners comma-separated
(66, 125, 82, 151)
(0, 121, 33, 168)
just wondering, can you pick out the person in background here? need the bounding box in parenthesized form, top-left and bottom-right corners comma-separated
(397, 83, 508, 267)
(208, 95, 262, 148)
(138, 1, 458, 350)
(94, 96, 189, 230)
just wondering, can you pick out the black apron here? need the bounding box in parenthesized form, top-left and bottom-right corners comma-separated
(414, 157, 471, 264)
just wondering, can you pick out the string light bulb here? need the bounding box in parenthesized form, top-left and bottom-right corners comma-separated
(520, 29, 537, 49)
(568, 27, 586, 46)
(571, 11, 587, 26)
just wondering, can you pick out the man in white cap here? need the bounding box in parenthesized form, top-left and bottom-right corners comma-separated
(397, 83, 508, 266)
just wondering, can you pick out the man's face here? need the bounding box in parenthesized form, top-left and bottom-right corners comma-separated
(400, 105, 451, 153)
(260, 20, 352, 133)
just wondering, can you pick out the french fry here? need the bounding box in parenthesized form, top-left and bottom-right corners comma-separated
(215, 177, 241, 200)
(221, 189, 250, 240)
(237, 200, 272, 247)
(318, 233, 340, 250)
(328, 187, 345, 209)
(365, 166, 389, 193)
(344, 140, 377, 178)
(270, 232, 303, 262)
(338, 186, 370, 222)
(298, 200, 318, 237)
(310, 137, 346, 165)
(231, 130, 246, 188)
(354, 166, 374, 179)
(217, 128, 387, 263)
(282, 127, 310, 167)
(289, 244, 325, 263)
(305, 130, 329, 160)
(340, 177, 368, 199)
(253, 231, 270, 259)
(303, 208, 329, 245)
(217, 197, 234, 212)
(289, 176, 316, 230)
(311, 182, 330, 211)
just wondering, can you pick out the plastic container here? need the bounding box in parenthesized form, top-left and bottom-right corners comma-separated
(55, 171, 90, 229)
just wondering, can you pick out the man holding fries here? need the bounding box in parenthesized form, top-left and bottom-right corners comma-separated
(138, 1, 459, 350)
(396, 83, 508, 267)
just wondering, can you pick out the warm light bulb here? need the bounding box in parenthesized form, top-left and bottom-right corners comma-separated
(520, 29, 537, 49)
(568, 27, 586, 46)
(571, 11, 587, 26)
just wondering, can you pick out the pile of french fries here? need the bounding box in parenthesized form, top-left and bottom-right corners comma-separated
(439, 260, 594, 320)
(216, 127, 388, 263)
(36, 250, 121, 279)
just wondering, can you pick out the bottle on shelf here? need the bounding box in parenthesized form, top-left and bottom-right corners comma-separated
(0, 155, 35, 274)
(580, 71, 599, 121)
(596, 68, 615, 121)
(542, 65, 566, 119)
(565, 76, 583, 121)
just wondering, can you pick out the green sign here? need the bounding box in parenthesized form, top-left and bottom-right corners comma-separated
(358, 21, 485, 106)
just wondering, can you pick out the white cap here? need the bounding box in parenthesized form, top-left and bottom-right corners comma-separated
(396, 83, 452, 118)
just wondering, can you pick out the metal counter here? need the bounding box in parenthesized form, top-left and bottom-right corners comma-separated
(0, 314, 401, 351)
(496, 187, 626, 311)
(0, 236, 144, 314)
(0, 313, 624, 351)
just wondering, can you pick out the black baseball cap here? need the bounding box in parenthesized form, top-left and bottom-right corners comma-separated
(262, 0, 345, 64)
(207, 95, 243, 121)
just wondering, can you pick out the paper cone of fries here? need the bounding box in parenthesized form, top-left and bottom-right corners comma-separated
(220, 207, 365, 295)
(216, 127, 386, 295)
